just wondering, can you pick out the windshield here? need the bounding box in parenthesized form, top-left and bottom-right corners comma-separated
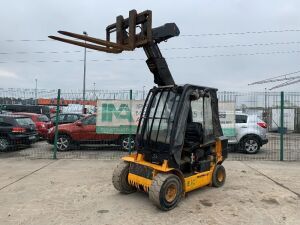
(38, 115, 50, 122)
(15, 118, 35, 126)
(141, 89, 180, 145)
(82, 115, 96, 125)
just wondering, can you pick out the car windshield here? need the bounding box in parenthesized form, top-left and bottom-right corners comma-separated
(15, 118, 35, 126)
(82, 115, 96, 125)
(38, 115, 50, 122)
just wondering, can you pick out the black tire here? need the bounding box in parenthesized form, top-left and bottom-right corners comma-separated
(119, 135, 135, 152)
(212, 164, 226, 187)
(0, 136, 9, 152)
(112, 161, 136, 194)
(149, 173, 183, 211)
(56, 135, 71, 151)
(241, 136, 260, 154)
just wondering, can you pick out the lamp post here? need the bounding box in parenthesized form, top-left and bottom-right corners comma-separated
(93, 82, 96, 101)
(82, 31, 88, 114)
(142, 85, 146, 100)
(35, 78, 38, 105)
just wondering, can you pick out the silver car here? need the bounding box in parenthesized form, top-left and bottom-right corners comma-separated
(224, 113, 268, 154)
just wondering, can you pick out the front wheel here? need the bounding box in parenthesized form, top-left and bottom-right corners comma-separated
(241, 136, 260, 154)
(112, 161, 136, 194)
(149, 173, 183, 211)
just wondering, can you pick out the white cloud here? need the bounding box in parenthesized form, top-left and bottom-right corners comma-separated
(0, 69, 18, 79)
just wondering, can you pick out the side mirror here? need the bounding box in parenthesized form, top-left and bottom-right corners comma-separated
(75, 121, 83, 126)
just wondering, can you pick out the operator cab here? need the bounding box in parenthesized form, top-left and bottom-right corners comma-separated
(136, 84, 224, 170)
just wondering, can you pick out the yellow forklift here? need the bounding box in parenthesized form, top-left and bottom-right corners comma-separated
(49, 9, 228, 211)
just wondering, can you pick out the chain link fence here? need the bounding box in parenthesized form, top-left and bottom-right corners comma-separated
(218, 91, 300, 160)
(0, 88, 299, 161)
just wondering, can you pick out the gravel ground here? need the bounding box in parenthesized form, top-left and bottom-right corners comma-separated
(0, 159, 299, 225)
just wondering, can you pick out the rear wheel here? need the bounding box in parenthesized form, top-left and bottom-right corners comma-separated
(56, 135, 71, 151)
(0, 137, 9, 152)
(149, 173, 183, 211)
(112, 161, 136, 194)
(241, 136, 260, 154)
(212, 164, 226, 187)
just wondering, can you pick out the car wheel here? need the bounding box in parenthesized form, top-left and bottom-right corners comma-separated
(119, 135, 135, 152)
(0, 137, 9, 152)
(241, 136, 260, 154)
(56, 135, 71, 151)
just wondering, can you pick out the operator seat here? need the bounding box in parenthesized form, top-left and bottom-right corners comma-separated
(180, 122, 204, 172)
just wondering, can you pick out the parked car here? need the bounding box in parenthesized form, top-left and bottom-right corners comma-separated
(0, 114, 38, 151)
(0, 110, 11, 114)
(224, 113, 268, 154)
(47, 114, 134, 151)
(50, 113, 86, 127)
(13, 112, 51, 139)
(1, 104, 50, 117)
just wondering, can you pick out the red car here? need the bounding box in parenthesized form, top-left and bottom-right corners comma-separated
(13, 112, 51, 139)
(47, 114, 134, 151)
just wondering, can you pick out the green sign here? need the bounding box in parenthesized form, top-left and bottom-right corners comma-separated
(96, 100, 144, 134)
(101, 103, 133, 122)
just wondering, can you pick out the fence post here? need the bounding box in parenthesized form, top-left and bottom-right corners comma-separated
(129, 89, 133, 154)
(280, 91, 284, 161)
(53, 89, 61, 160)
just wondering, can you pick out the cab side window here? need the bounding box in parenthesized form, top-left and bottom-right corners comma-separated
(191, 95, 214, 141)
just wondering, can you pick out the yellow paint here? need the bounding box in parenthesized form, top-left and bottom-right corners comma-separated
(123, 141, 223, 194)
(122, 153, 173, 172)
(128, 173, 152, 192)
(215, 139, 223, 163)
(127, 163, 216, 194)
(184, 168, 214, 192)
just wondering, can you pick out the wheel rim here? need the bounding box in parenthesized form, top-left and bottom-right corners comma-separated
(0, 138, 8, 151)
(122, 137, 135, 150)
(245, 139, 258, 153)
(165, 184, 177, 203)
(57, 137, 69, 151)
(217, 169, 225, 183)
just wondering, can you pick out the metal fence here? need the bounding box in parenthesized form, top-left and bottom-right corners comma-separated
(0, 88, 299, 161)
